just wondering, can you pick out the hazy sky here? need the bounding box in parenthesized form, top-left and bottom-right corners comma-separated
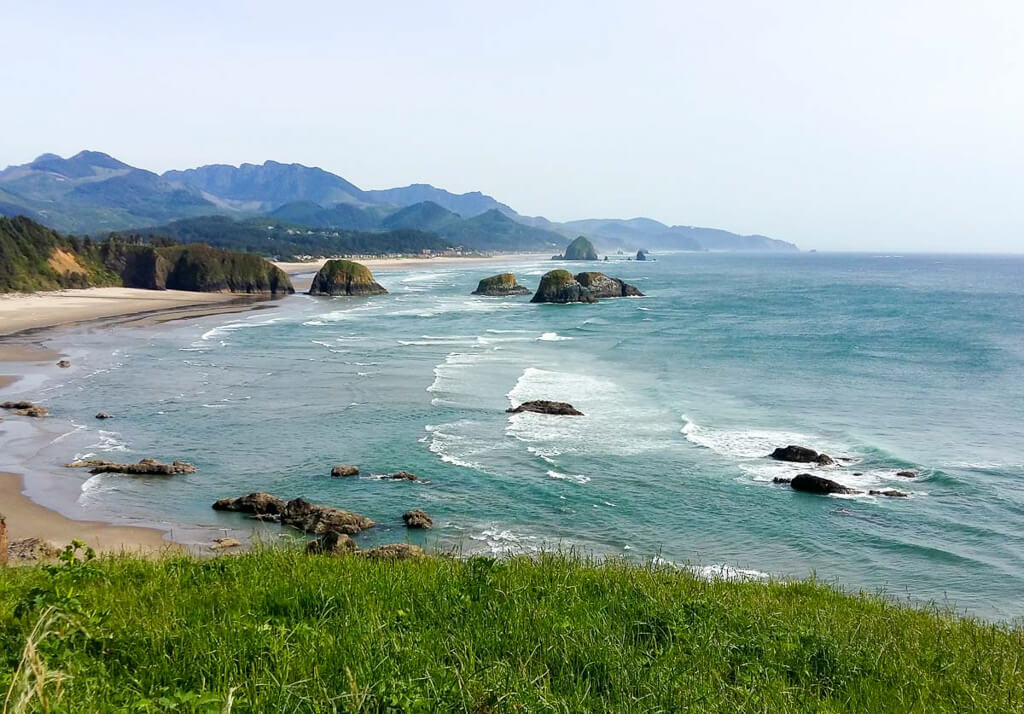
(3, 1, 1022, 251)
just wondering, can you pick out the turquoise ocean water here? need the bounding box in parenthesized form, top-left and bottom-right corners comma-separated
(5, 252, 1024, 619)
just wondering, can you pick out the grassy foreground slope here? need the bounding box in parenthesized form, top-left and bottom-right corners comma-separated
(1, 550, 1021, 712)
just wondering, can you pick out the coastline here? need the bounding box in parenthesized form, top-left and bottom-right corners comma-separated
(0, 252, 546, 560)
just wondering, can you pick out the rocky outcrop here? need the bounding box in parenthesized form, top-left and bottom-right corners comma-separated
(306, 531, 356, 555)
(210, 537, 241, 551)
(308, 259, 387, 296)
(770, 445, 835, 466)
(636, 250, 647, 261)
(57, 359, 71, 368)
(211, 493, 375, 535)
(472, 273, 531, 296)
(507, 400, 584, 416)
(530, 270, 595, 304)
(6, 537, 63, 563)
(384, 471, 420, 481)
(772, 477, 792, 485)
(212, 492, 286, 515)
(896, 470, 918, 478)
(95, 412, 113, 419)
(331, 464, 359, 477)
(561, 236, 599, 261)
(870, 489, 909, 498)
(67, 458, 196, 475)
(1, 401, 49, 417)
(403, 509, 433, 529)
(362, 543, 425, 560)
(790, 473, 860, 495)
(280, 498, 375, 535)
(574, 272, 644, 298)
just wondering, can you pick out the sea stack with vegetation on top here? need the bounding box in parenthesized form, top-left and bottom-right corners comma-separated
(471, 272, 531, 296)
(532, 270, 643, 303)
(308, 259, 388, 296)
(553, 235, 599, 261)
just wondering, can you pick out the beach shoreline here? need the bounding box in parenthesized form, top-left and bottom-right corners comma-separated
(0, 251, 548, 559)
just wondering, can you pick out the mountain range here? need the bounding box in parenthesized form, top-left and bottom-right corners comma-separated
(0, 151, 798, 253)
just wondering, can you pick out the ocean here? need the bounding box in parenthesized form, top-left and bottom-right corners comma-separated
(7, 251, 1024, 619)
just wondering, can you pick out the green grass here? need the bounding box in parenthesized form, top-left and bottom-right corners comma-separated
(1, 546, 1021, 712)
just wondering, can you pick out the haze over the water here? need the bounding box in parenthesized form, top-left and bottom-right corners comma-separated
(4, 1, 1022, 252)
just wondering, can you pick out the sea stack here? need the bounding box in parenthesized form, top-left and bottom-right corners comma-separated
(308, 259, 388, 296)
(531, 270, 596, 304)
(472, 273, 531, 296)
(560, 236, 599, 261)
(636, 250, 647, 261)
(575, 272, 644, 298)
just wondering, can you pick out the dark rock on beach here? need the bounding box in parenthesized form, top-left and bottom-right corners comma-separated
(507, 400, 584, 416)
(281, 497, 375, 535)
(472, 273, 531, 296)
(362, 543, 425, 560)
(308, 259, 387, 296)
(770, 445, 835, 466)
(531, 270, 595, 304)
(212, 492, 286, 515)
(403, 509, 434, 529)
(67, 458, 196, 475)
(1, 401, 49, 417)
(331, 464, 359, 477)
(306, 531, 356, 555)
(790, 473, 861, 495)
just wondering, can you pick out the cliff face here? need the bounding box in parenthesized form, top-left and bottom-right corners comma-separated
(308, 259, 388, 296)
(0, 215, 294, 295)
(472, 273, 531, 296)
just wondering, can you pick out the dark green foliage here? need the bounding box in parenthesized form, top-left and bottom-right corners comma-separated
(439, 209, 565, 251)
(0, 216, 292, 294)
(0, 550, 1021, 712)
(128, 215, 452, 259)
(267, 201, 383, 231)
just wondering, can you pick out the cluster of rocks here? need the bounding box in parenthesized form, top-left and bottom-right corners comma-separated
(530, 270, 643, 304)
(212, 492, 430, 558)
(506, 400, 583, 416)
(1, 400, 49, 417)
(768, 444, 916, 499)
(472, 273, 531, 297)
(330, 465, 422, 481)
(67, 458, 196, 475)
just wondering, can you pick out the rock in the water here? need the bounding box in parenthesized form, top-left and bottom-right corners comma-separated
(772, 477, 792, 485)
(790, 473, 861, 495)
(385, 471, 419, 481)
(95, 412, 113, 420)
(57, 359, 71, 368)
(308, 259, 387, 296)
(331, 464, 359, 477)
(770, 445, 835, 466)
(210, 537, 241, 551)
(306, 531, 356, 554)
(212, 492, 286, 515)
(869, 489, 909, 498)
(574, 272, 644, 298)
(403, 509, 433, 529)
(561, 236, 599, 261)
(530, 269, 595, 304)
(636, 250, 647, 261)
(507, 400, 584, 416)
(362, 543, 425, 560)
(281, 497, 375, 535)
(1, 401, 49, 417)
(896, 470, 918, 478)
(68, 458, 196, 475)
(472, 273, 531, 296)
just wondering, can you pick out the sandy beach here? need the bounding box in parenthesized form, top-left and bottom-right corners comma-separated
(274, 252, 552, 276)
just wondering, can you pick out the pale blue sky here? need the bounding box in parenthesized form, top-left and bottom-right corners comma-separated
(2, 1, 1022, 251)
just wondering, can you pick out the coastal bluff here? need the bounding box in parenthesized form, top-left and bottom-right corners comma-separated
(308, 259, 388, 296)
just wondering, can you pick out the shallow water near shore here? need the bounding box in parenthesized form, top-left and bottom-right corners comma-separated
(3, 251, 1024, 619)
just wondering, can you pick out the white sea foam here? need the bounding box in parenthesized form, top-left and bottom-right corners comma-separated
(468, 527, 540, 555)
(546, 470, 591, 484)
(687, 564, 771, 582)
(537, 332, 572, 341)
(423, 422, 491, 470)
(681, 416, 813, 459)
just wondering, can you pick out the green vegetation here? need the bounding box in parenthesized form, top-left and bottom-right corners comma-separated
(0, 547, 1020, 712)
(538, 268, 576, 288)
(128, 216, 452, 260)
(0, 216, 292, 294)
(308, 259, 387, 296)
(562, 235, 599, 260)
